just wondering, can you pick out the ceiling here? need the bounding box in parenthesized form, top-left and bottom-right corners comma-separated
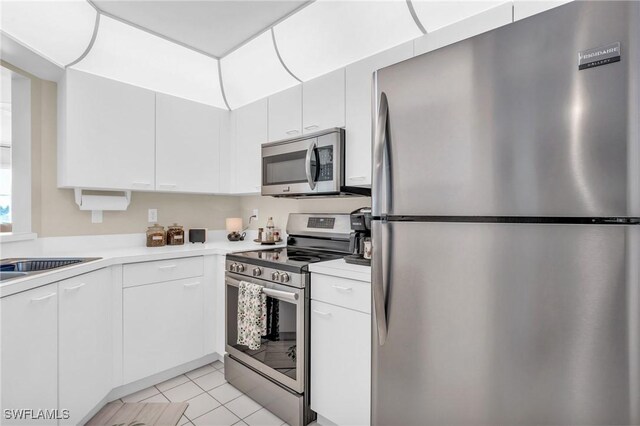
(92, 0, 310, 58)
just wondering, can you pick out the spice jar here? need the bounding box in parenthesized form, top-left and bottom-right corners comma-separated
(146, 224, 166, 247)
(167, 223, 185, 246)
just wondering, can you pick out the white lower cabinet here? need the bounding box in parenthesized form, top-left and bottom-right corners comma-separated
(311, 274, 371, 426)
(59, 269, 113, 425)
(1, 284, 58, 425)
(123, 275, 205, 383)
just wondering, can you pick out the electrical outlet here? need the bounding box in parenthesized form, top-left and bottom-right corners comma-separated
(148, 208, 158, 223)
(252, 209, 259, 221)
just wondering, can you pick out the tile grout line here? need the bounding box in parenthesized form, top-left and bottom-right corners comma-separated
(122, 362, 286, 426)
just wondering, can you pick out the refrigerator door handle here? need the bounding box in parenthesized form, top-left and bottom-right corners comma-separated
(372, 221, 389, 345)
(372, 91, 391, 217)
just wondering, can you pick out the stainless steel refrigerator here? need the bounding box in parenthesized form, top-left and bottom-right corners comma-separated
(371, 2, 640, 425)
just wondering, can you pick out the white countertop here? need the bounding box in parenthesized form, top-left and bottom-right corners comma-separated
(1, 237, 285, 298)
(309, 258, 371, 282)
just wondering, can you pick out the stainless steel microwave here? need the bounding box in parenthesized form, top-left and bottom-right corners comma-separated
(261, 128, 370, 197)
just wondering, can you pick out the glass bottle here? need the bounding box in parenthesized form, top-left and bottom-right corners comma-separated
(167, 223, 185, 245)
(146, 224, 166, 247)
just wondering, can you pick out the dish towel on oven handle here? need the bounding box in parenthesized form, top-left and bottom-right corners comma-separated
(237, 281, 267, 350)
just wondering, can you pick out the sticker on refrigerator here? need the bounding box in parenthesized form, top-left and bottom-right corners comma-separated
(578, 42, 621, 70)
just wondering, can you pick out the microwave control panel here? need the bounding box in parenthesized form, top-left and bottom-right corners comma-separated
(317, 146, 334, 182)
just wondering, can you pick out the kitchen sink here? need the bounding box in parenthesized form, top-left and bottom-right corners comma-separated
(0, 258, 102, 282)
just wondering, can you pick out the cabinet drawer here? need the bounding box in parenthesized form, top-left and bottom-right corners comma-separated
(123, 256, 203, 287)
(311, 274, 371, 314)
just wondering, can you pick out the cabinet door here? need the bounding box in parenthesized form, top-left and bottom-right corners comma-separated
(156, 94, 222, 193)
(303, 69, 345, 134)
(62, 69, 156, 190)
(58, 269, 112, 425)
(233, 99, 268, 194)
(59, 269, 112, 423)
(123, 277, 204, 383)
(1, 284, 58, 425)
(268, 85, 302, 142)
(310, 300, 371, 426)
(346, 42, 414, 187)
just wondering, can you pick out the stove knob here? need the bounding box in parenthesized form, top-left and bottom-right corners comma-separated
(253, 268, 262, 277)
(236, 263, 245, 273)
(280, 272, 290, 283)
(271, 271, 280, 281)
(229, 263, 237, 272)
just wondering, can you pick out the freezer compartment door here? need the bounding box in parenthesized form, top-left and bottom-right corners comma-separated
(373, 1, 640, 217)
(371, 220, 639, 425)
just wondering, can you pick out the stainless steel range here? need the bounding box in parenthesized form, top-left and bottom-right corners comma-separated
(224, 213, 352, 426)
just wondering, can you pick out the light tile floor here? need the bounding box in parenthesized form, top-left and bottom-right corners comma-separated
(116, 360, 291, 426)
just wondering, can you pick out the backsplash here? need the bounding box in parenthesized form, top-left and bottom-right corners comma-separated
(240, 196, 371, 231)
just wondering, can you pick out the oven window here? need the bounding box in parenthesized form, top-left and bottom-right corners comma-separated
(227, 284, 298, 381)
(263, 151, 308, 185)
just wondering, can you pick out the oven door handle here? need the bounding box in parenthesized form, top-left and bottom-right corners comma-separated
(262, 287, 299, 302)
(305, 140, 318, 190)
(225, 275, 299, 303)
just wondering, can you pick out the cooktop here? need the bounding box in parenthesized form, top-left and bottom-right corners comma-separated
(226, 247, 346, 273)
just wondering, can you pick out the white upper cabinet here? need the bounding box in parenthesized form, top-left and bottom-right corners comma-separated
(156, 94, 222, 193)
(513, 1, 573, 21)
(413, 2, 513, 56)
(233, 99, 268, 194)
(303, 69, 345, 134)
(60, 69, 156, 191)
(268, 84, 303, 142)
(345, 42, 414, 187)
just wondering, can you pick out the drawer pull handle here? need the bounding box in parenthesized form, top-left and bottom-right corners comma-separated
(183, 282, 201, 288)
(158, 264, 177, 270)
(332, 285, 353, 292)
(349, 176, 366, 182)
(31, 292, 56, 302)
(159, 183, 177, 189)
(304, 125, 319, 131)
(132, 182, 151, 187)
(313, 309, 332, 317)
(286, 129, 299, 135)
(65, 283, 86, 291)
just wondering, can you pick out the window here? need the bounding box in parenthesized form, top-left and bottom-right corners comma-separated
(0, 65, 32, 239)
(1, 67, 12, 232)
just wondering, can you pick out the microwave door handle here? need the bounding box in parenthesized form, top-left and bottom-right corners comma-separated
(305, 140, 318, 190)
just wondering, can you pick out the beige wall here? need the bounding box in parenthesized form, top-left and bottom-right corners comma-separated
(4, 61, 369, 238)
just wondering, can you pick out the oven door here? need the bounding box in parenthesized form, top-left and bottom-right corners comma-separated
(261, 131, 342, 196)
(225, 272, 305, 393)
